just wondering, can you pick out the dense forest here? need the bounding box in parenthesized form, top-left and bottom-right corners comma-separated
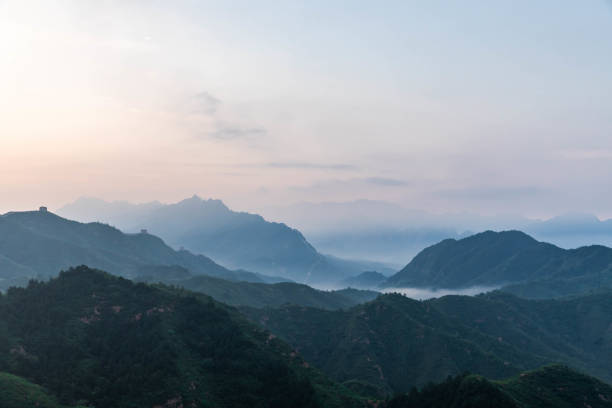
(387, 365, 612, 408)
(245, 290, 612, 394)
(2, 266, 612, 407)
(0, 267, 367, 408)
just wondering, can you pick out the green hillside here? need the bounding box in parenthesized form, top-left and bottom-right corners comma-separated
(244, 294, 547, 394)
(246, 291, 612, 395)
(0, 372, 80, 408)
(387, 365, 612, 408)
(498, 365, 612, 408)
(430, 290, 612, 382)
(137, 267, 379, 310)
(0, 266, 367, 408)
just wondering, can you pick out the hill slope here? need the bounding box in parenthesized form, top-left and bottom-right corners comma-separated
(0, 266, 365, 408)
(384, 230, 612, 296)
(0, 210, 274, 290)
(136, 266, 379, 310)
(429, 290, 612, 382)
(245, 291, 612, 395)
(244, 294, 547, 394)
(59, 196, 391, 284)
(387, 365, 612, 408)
(0, 372, 78, 408)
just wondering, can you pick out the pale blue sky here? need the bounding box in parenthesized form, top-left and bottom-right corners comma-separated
(1, 1, 611, 216)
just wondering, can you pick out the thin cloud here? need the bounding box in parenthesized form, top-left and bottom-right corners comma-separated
(364, 177, 409, 186)
(209, 127, 267, 141)
(556, 149, 612, 160)
(267, 162, 357, 170)
(192, 91, 221, 115)
(182, 92, 268, 143)
(434, 186, 548, 200)
(289, 177, 410, 192)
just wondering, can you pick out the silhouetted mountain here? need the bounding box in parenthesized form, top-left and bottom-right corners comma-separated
(245, 290, 612, 395)
(384, 230, 612, 294)
(387, 365, 612, 408)
(0, 209, 276, 290)
(59, 196, 393, 284)
(0, 266, 366, 407)
(136, 268, 379, 310)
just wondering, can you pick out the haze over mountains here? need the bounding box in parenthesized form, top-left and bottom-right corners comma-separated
(60, 197, 612, 268)
(0, 208, 284, 291)
(58, 196, 394, 284)
(135, 265, 379, 310)
(259, 200, 612, 264)
(3, 205, 612, 406)
(4, 0, 611, 405)
(385, 230, 612, 299)
(7, 202, 612, 302)
(3, 197, 612, 408)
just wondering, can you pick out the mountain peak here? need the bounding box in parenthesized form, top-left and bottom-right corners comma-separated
(471, 229, 537, 243)
(383, 229, 560, 288)
(176, 196, 229, 212)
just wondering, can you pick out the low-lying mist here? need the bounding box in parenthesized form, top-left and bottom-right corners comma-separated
(381, 286, 499, 300)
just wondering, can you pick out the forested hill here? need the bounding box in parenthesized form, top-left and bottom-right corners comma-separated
(245, 290, 612, 395)
(244, 293, 541, 394)
(0, 266, 367, 408)
(387, 365, 612, 408)
(0, 209, 272, 290)
(384, 230, 612, 297)
(137, 266, 379, 310)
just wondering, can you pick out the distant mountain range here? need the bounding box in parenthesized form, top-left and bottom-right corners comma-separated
(58, 196, 394, 284)
(0, 209, 282, 290)
(58, 197, 612, 280)
(259, 200, 612, 265)
(383, 230, 612, 298)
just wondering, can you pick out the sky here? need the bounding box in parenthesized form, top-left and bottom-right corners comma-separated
(1, 0, 612, 217)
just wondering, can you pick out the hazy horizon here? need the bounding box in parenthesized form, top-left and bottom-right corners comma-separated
(49, 194, 612, 224)
(4, 3, 612, 406)
(2, 1, 612, 217)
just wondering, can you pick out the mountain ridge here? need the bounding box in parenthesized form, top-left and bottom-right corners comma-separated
(383, 230, 612, 295)
(0, 209, 279, 290)
(58, 196, 393, 284)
